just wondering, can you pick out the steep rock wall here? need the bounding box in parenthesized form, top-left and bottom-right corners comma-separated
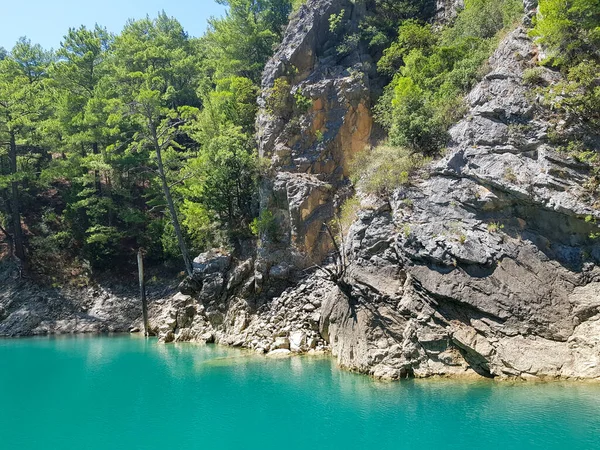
(321, 25, 600, 380)
(255, 0, 373, 289)
(151, 0, 600, 381)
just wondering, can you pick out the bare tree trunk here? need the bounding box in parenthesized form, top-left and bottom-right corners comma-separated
(9, 131, 24, 262)
(92, 142, 102, 195)
(150, 124, 193, 277)
(137, 249, 149, 337)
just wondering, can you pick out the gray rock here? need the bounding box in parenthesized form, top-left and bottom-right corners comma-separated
(148, 8, 600, 382)
(271, 337, 291, 350)
(227, 259, 253, 291)
(323, 27, 600, 380)
(193, 250, 232, 275)
(256, 0, 373, 272)
(290, 330, 307, 351)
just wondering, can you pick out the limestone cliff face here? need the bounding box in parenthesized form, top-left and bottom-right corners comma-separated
(321, 25, 600, 379)
(150, 0, 600, 380)
(255, 0, 373, 286)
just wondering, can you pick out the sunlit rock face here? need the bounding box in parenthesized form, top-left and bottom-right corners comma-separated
(151, 0, 600, 381)
(320, 24, 600, 380)
(256, 0, 373, 281)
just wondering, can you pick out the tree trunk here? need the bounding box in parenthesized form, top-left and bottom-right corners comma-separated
(150, 124, 193, 277)
(9, 131, 25, 262)
(137, 249, 149, 337)
(92, 142, 102, 195)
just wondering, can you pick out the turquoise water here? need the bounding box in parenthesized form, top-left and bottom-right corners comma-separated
(1, 336, 599, 450)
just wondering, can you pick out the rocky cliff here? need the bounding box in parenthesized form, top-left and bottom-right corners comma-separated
(255, 0, 373, 286)
(322, 24, 600, 380)
(149, 0, 600, 381)
(5, 0, 599, 382)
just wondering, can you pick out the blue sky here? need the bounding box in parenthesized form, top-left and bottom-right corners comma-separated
(1, 0, 227, 50)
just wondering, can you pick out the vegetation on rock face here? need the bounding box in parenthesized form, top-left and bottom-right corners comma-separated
(351, 145, 430, 195)
(0, 1, 296, 279)
(530, 0, 599, 128)
(529, 0, 599, 202)
(375, 0, 523, 155)
(530, 0, 599, 68)
(343, 0, 523, 199)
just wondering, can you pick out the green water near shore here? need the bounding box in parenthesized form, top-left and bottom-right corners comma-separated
(1, 335, 599, 449)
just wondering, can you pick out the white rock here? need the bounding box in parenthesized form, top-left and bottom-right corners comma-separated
(266, 349, 292, 357)
(289, 330, 306, 351)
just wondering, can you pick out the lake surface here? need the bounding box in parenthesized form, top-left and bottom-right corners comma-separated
(1, 335, 599, 449)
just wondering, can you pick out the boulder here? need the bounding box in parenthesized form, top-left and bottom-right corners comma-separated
(289, 330, 307, 351)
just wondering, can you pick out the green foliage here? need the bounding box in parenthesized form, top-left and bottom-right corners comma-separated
(388, 76, 450, 152)
(329, 10, 346, 34)
(375, 0, 523, 154)
(0, 3, 290, 276)
(351, 144, 430, 195)
(528, 0, 599, 152)
(294, 89, 313, 113)
(250, 209, 277, 239)
(444, 0, 522, 41)
(315, 129, 324, 143)
(180, 126, 258, 244)
(207, 0, 294, 83)
(291, 0, 307, 12)
(358, 0, 438, 55)
(522, 67, 546, 85)
(487, 222, 505, 233)
(377, 20, 437, 75)
(266, 77, 292, 117)
(530, 0, 600, 67)
(337, 196, 361, 237)
(543, 60, 600, 127)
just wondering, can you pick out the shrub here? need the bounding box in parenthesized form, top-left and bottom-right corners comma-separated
(291, 0, 307, 13)
(375, 0, 524, 155)
(315, 129, 324, 142)
(250, 210, 277, 239)
(351, 144, 431, 195)
(294, 89, 312, 113)
(444, 0, 523, 41)
(543, 61, 600, 128)
(266, 77, 292, 117)
(337, 196, 361, 236)
(530, 0, 600, 68)
(523, 67, 546, 85)
(377, 20, 437, 75)
(329, 10, 346, 34)
(504, 167, 517, 182)
(487, 222, 505, 233)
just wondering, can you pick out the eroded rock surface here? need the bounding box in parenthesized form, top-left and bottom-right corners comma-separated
(0, 259, 176, 336)
(322, 26, 600, 380)
(151, 252, 329, 355)
(256, 0, 373, 281)
(154, 15, 600, 381)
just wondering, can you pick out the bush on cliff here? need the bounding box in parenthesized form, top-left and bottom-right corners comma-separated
(351, 144, 430, 195)
(375, 0, 523, 155)
(530, 0, 599, 68)
(530, 0, 599, 132)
